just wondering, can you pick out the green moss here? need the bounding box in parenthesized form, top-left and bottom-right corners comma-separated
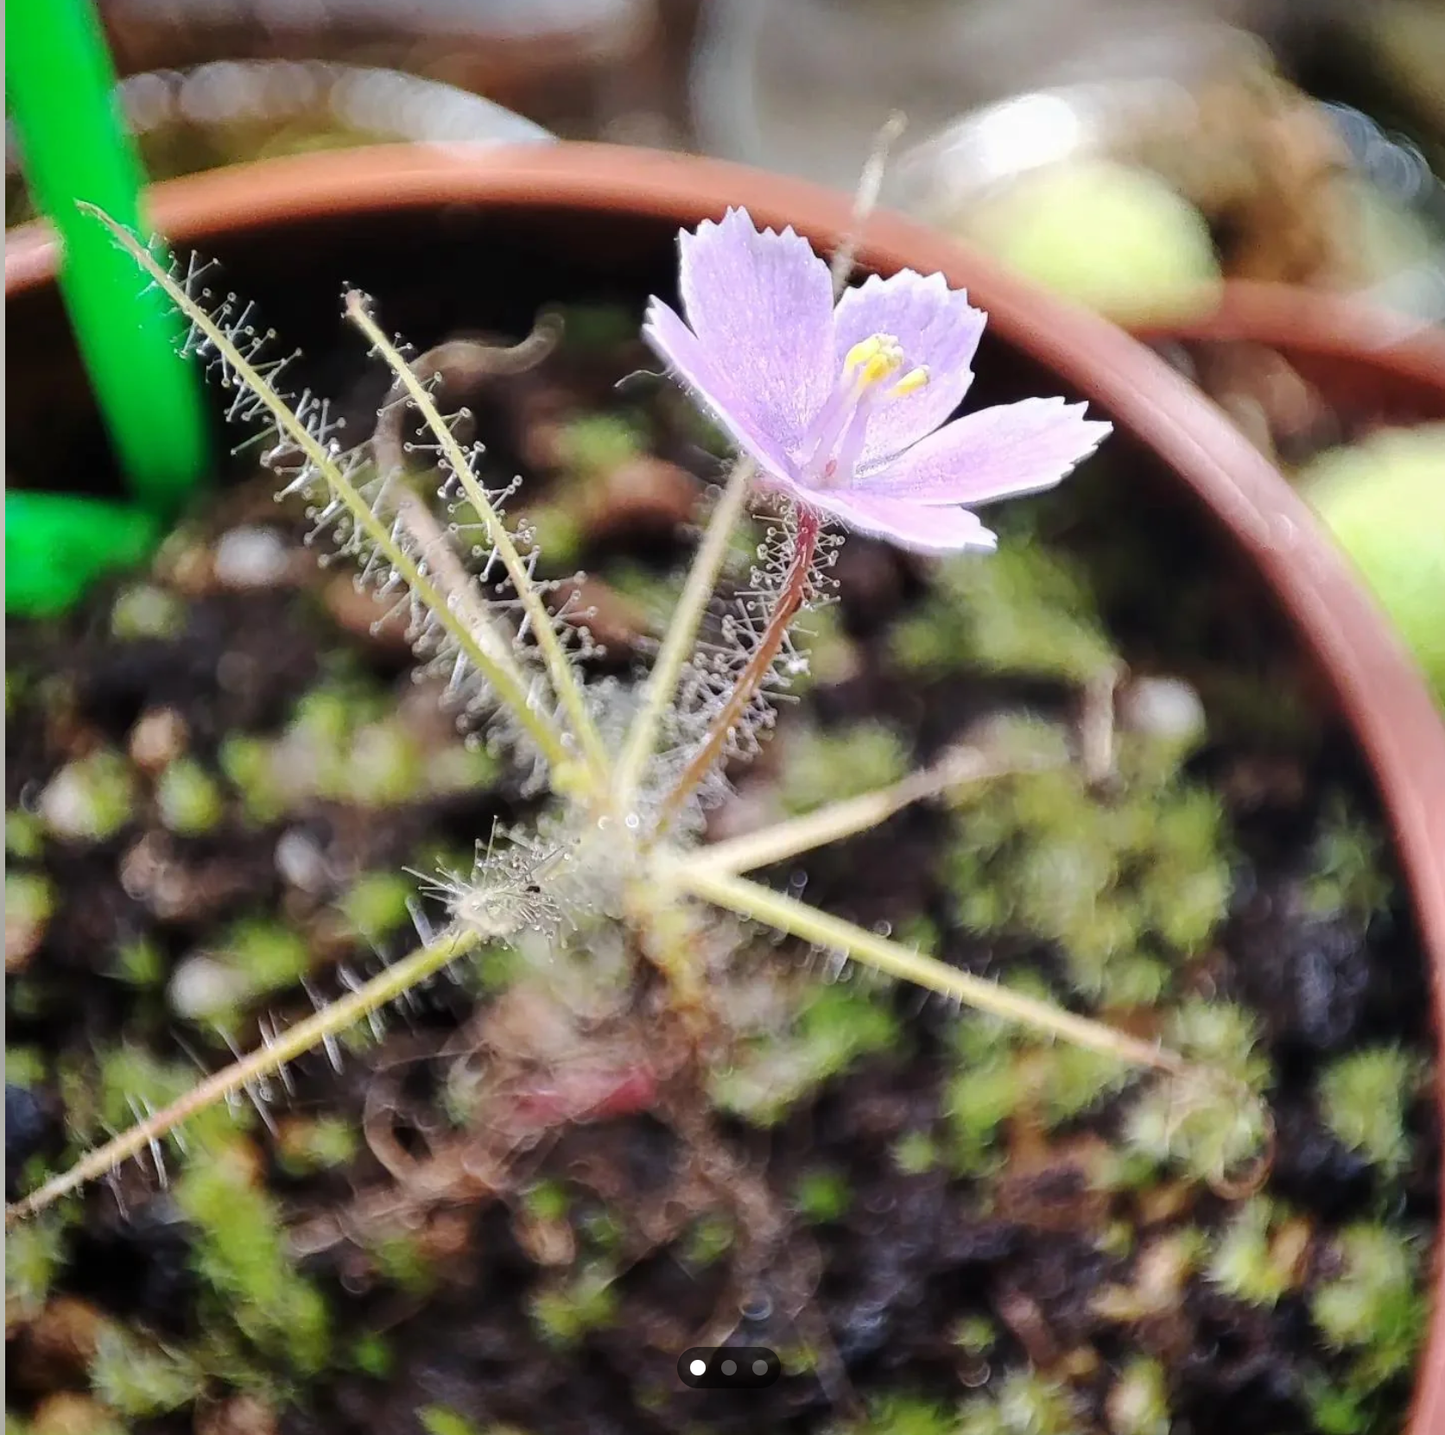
(1123, 999, 1273, 1185)
(110, 583, 186, 641)
(6, 809, 44, 859)
(218, 735, 287, 824)
(112, 936, 165, 988)
(1302, 797, 1393, 921)
(891, 542, 1117, 683)
(850, 1393, 956, 1435)
(1304, 1376, 1374, 1435)
(554, 413, 646, 474)
(175, 1156, 331, 1375)
(521, 1179, 571, 1225)
(945, 985, 1130, 1173)
(38, 750, 136, 842)
(1318, 1045, 1422, 1175)
(4, 1212, 68, 1320)
(418, 1408, 485, 1435)
(792, 1169, 852, 1224)
(682, 1213, 735, 1268)
(944, 745, 1229, 1004)
(792, 601, 861, 690)
(5, 1046, 47, 1087)
(276, 1115, 359, 1175)
(958, 1369, 1080, 1435)
(779, 722, 910, 816)
(1311, 1224, 1427, 1388)
(951, 1315, 997, 1356)
(86, 1045, 248, 1154)
(349, 1331, 393, 1379)
(6, 871, 56, 954)
(711, 982, 901, 1126)
(892, 1130, 940, 1175)
(1106, 1356, 1171, 1435)
(155, 757, 225, 836)
(1207, 1199, 1308, 1307)
(521, 503, 585, 571)
(344, 720, 424, 806)
(557, 302, 637, 352)
(88, 1326, 203, 1417)
(338, 872, 416, 940)
(529, 1262, 619, 1347)
(425, 742, 502, 797)
(365, 1231, 437, 1297)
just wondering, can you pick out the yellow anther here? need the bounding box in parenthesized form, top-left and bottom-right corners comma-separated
(891, 366, 930, 397)
(843, 332, 906, 390)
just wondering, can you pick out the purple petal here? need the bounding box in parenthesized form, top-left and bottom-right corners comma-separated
(806, 489, 998, 555)
(642, 298, 795, 482)
(832, 271, 987, 468)
(857, 398, 1113, 505)
(675, 209, 835, 459)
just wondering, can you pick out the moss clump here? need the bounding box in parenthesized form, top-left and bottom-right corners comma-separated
(71, 1045, 248, 1157)
(1123, 999, 1273, 1185)
(1207, 1198, 1311, 1307)
(110, 583, 186, 641)
(528, 1262, 619, 1347)
(38, 751, 136, 842)
(847, 1394, 955, 1435)
(1318, 1045, 1423, 1175)
(892, 1130, 940, 1175)
(155, 757, 225, 836)
(275, 1115, 359, 1175)
(1302, 797, 1393, 922)
(1105, 1356, 1172, 1435)
(5, 1213, 69, 1321)
(891, 542, 1117, 684)
(1311, 1224, 1427, 1390)
(88, 1326, 203, 1418)
(337, 872, 416, 941)
(168, 918, 313, 1026)
(792, 1169, 852, 1225)
(681, 1213, 735, 1268)
(174, 1151, 331, 1376)
(779, 722, 910, 816)
(944, 738, 1229, 1005)
(5, 872, 56, 965)
(111, 936, 165, 988)
(958, 1369, 1080, 1435)
(6, 810, 45, 860)
(945, 979, 1131, 1175)
(554, 413, 647, 474)
(365, 1231, 438, 1297)
(711, 981, 902, 1126)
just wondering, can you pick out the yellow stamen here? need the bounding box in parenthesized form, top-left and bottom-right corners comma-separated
(891, 365, 930, 397)
(843, 332, 906, 390)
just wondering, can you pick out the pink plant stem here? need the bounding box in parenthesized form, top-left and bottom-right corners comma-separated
(654, 507, 822, 835)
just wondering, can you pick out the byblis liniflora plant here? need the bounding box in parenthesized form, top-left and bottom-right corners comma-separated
(7, 205, 1261, 1236)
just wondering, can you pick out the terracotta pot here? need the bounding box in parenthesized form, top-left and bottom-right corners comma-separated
(8, 143, 1445, 1430)
(1130, 279, 1445, 430)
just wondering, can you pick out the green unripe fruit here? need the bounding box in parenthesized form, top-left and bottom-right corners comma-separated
(1302, 425, 1445, 706)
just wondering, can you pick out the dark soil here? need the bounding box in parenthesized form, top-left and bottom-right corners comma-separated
(5, 311, 1438, 1435)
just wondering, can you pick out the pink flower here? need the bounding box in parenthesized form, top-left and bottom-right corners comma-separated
(644, 209, 1112, 554)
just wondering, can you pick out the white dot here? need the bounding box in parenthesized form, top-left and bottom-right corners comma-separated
(753, 1359, 769, 1376)
(688, 1358, 707, 1377)
(721, 1359, 737, 1376)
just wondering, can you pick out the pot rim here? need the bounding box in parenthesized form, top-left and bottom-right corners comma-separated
(9, 140, 1445, 1429)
